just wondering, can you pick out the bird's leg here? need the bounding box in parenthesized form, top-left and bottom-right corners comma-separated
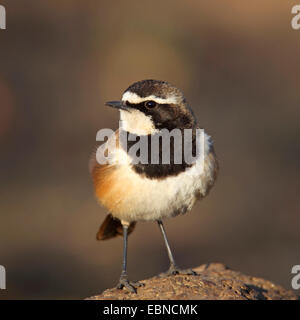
(157, 220, 197, 276)
(116, 222, 143, 293)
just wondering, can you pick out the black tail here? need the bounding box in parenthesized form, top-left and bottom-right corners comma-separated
(96, 214, 136, 240)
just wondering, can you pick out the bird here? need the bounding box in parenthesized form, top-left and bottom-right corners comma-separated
(89, 79, 218, 293)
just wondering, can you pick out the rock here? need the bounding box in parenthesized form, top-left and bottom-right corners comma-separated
(86, 263, 299, 300)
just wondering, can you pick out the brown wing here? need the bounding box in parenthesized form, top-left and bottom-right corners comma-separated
(96, 214, 136, 241)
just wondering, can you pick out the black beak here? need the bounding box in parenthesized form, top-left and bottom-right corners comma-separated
(105, 100, 130, 112)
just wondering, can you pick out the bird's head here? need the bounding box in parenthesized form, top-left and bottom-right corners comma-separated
(105, 79, 197, 135)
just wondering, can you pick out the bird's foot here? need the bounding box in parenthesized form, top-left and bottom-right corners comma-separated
(159, 264, 197, 277)
(116, 275, 144, 293)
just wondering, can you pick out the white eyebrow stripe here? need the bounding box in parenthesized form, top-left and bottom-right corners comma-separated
(122, 91, 178, 105)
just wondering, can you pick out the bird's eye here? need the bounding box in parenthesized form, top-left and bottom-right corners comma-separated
(145, 101, 157, 108)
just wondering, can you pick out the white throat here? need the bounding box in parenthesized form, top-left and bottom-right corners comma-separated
(120, 109, 157, 135)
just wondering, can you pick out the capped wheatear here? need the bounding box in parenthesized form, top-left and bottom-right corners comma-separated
(90, 79, 218, 293)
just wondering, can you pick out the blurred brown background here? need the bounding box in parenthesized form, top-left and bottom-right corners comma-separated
(0, 0, 299, 299)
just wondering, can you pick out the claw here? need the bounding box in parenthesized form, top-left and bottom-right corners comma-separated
(117, 276, 144, 293)
(160, 264, 197, 277)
